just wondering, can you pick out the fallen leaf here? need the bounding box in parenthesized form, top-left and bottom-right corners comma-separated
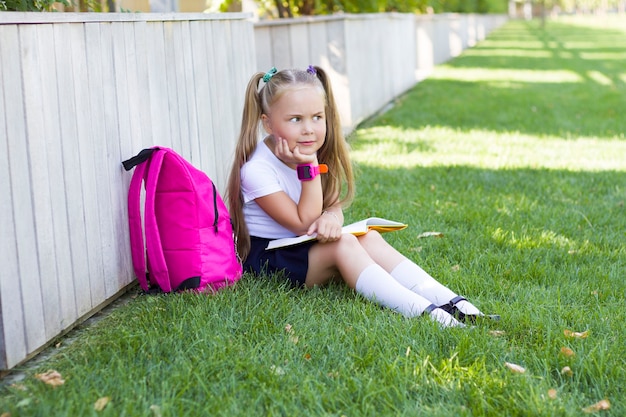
(289, 335, 299, 344)
(303, 353, 311, 361)
(270, 365, 285, 376)
(582, 399, 610, 413)
(560, 347, 575, 357)
(284, 324, 293, 333)
(489, 330, 506, 337)
(1, 412, 12, 417)
(16, 398, 32, 408)
(417, 232, 444, 239)
(504, 362, 526, 373)
(561, 366, 573, 376)
(451, 264, 460, 272)
(94, 397, 111, 411)
(150, 405, 162, 417)
(35, 370, 65, 387)
(564, 329, 589, 339)
(548, 388, 558, 399)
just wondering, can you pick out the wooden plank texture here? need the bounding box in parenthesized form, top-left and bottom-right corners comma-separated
(0, 25, 28, 370)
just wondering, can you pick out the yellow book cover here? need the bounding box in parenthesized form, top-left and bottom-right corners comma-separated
(266, 217, 407, 250)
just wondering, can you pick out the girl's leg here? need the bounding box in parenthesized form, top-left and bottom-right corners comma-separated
(305, 234, 463, 327)
(356, 231, 484, 318)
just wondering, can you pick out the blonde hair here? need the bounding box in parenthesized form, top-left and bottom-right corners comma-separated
(226, 66, 355, 261)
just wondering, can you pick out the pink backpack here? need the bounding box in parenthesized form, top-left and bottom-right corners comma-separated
(122, 147, 242, 293)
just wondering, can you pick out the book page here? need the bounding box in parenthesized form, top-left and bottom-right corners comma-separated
(265, 217, 406, 250)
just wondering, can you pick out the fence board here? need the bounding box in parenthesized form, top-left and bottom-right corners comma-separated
(0, 26, 28, 370)
(288, 23, 309, 68)
(193, 21, 220, 184)
(43, 24, 78, 331)
(270, 25, 291, 70)
(20, 24, 64, 342)
(209, 21, 232, 189)
(112, 23, 135, 164)
(180, 21, 202, 164)
(229, 19, 253, 129)
(307, 21, 327, 71)
(254, 26, 271, 73)
(68, 22, 100, 316)
(110, 23, 136, 285)
(5, 25, 49, 358)
(56, 23, 92, 320)
(168, 21, 190, 156)
(130, 20, 155, 150)
(83, 23, 110, 304)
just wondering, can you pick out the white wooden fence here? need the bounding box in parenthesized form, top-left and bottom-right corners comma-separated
(0, 12, 256, 370)
(255, 13, 507, 130)
(0, 11, 506, 370)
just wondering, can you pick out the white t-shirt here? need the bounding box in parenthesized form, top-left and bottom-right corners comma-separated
(241, 140, 302, 239)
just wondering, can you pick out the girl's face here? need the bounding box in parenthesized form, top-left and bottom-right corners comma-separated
(262, 86, 327, 157)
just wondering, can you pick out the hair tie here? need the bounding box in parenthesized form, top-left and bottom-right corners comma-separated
(306, 65, 317, 75)
(263, 67, 278, 83)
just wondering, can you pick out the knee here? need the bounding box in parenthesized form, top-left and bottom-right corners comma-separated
(335, 233, 364, 255)
(358, 230, 387, 247)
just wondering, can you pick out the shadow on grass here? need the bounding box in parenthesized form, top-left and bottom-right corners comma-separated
(368, 20, 626, 139)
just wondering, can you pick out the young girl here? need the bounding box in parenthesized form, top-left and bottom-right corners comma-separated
(226, 66, 495, 328)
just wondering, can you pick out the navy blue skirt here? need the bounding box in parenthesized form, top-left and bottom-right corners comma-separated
(244, 236, 315, 287)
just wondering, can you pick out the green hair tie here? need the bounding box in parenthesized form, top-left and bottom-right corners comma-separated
(263, 67, 277, 83)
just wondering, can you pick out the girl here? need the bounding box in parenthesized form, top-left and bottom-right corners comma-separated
(226, 66, 495, 327)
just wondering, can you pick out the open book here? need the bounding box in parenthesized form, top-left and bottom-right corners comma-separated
(266, 217, 407, 250)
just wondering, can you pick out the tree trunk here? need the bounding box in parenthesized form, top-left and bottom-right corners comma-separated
(274, 0, 293, 17)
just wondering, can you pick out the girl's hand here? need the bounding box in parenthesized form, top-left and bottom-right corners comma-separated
(308, 212, 342, 243)
(274, 137, 317, 166)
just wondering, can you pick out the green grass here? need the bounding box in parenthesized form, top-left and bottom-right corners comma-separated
(2, 17, 626, 416)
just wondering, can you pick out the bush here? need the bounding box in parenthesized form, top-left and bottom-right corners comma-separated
(1, 0, 69, 11)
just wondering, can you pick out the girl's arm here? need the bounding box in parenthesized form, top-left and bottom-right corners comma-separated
(255, 137, 324, 235)
(255, 182, 323, 236)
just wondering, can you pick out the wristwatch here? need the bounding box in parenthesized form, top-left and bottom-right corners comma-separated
(297, 164, 328, 181)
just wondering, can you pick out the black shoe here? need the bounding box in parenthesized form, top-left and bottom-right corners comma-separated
(439, 296, 500, 324)
(423, 303, 466, 328)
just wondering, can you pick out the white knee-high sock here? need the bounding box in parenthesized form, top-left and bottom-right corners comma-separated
(355, 264, 462, 327)
(390, 260, 482, 316)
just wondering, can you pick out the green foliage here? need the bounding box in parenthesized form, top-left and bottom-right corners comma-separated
(0, 0, 69, 11)
(1, 17, 625, 417)
(0, 0, 110, 11)
(386, 0, 429, 13)
(237, 0, 507, 18)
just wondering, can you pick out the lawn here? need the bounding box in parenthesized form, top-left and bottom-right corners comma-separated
(2, 16, 625, 416)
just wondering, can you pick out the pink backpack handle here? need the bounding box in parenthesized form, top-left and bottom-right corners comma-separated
(126, 147, 171, 292)
(143, 150, 171, 292)
(128, 159, 149, 290)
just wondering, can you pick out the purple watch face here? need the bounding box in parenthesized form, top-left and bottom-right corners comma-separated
(297, 165, 314, 179)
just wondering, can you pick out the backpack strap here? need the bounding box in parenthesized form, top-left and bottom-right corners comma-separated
(122, 147, 156, 172)
(142, 149, 172, 292)
(125, 147, 171, 292)
(127, 156, 150, 291)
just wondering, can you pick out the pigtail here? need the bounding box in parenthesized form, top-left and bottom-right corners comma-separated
(226, 72, 265, 262)
(314, 66, 355, 210)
